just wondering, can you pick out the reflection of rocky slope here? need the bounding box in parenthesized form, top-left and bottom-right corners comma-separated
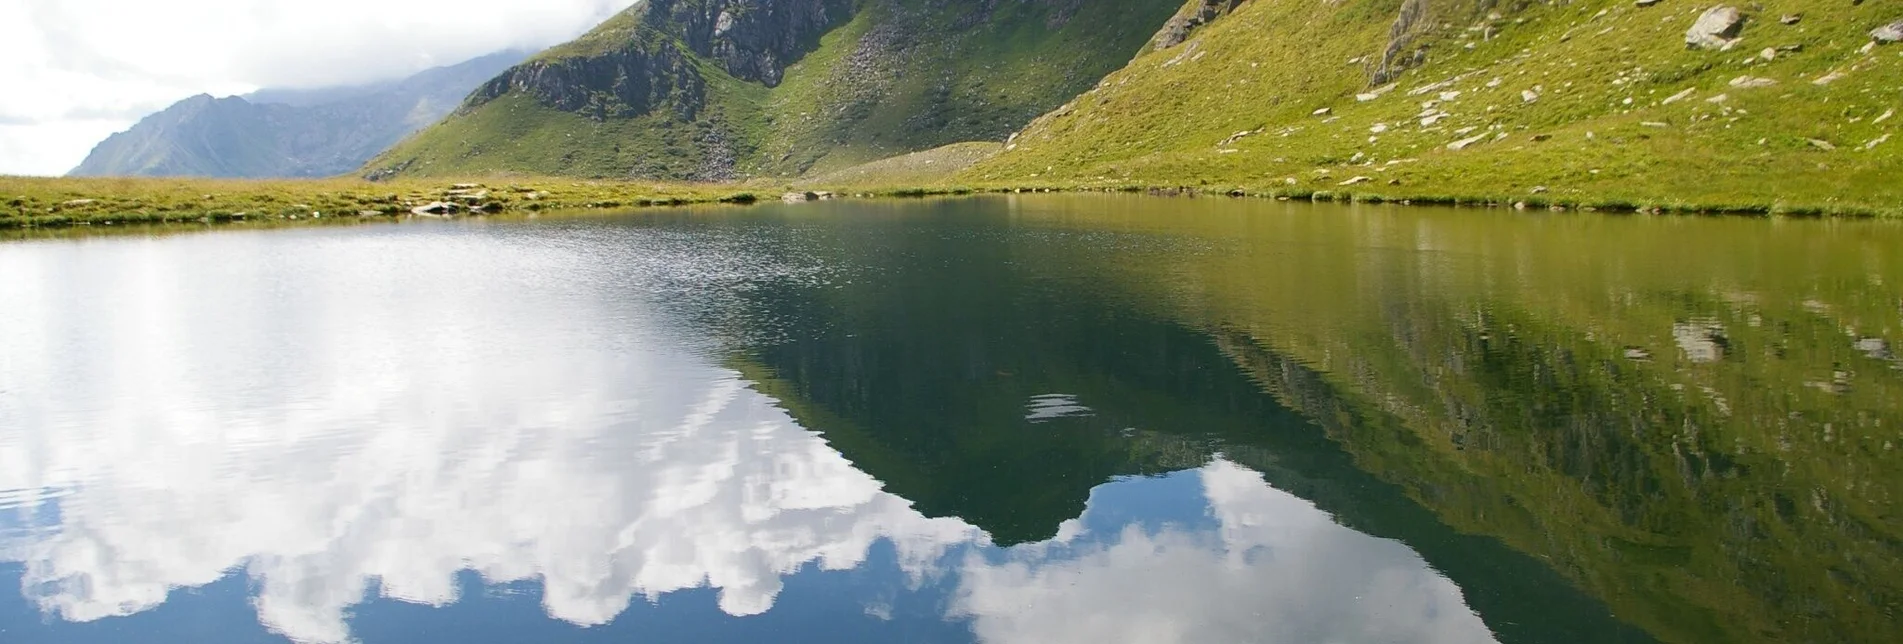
(69, 51, 524, 178)
(1000, 197, 1903, 644)
(706, 201, 1651, 643)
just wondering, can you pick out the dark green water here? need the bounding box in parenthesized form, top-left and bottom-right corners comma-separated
(1, 196, 1898, 644)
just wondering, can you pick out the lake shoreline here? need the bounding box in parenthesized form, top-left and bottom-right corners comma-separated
(5, 175, 1896, 234)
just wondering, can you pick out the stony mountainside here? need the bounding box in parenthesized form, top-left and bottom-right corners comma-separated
(71, 51, 525, 179)
(967, 0, 1903, 212)
(367, 0, 1184, 180)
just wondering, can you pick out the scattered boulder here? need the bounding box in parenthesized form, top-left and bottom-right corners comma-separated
(411, 201, 460, 216)
(1338, 176, 1372, 186)
(1447, 133, 1489, 151)
(450, 183, 483, 190)
(1312, 107, 1333, 116)
(1686, 6, 1746, 50)
(61, 199, 96, 207)
(1808, 138, 1837, 151)
(1779, 14, 1802, 26)
(448, 189, 490, 204)
(1875, 20, 1903, 43)
(1355, 83, 1398, 102)
(1729, 75, 1777, 88)
(781, 192, 809, 203)
(1858, 338, 1894, 360)
(1673, 320, 1727, 363)
(1521, 89, 1540, 103)
(1635, 0, 1660, 7)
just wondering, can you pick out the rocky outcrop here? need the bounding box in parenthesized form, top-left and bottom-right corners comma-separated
(1148, 0, 1245, 50)
(470, 44, 706, 119)
(1372, 0, 1434, 86)
(661, 0, 855, 86)
(466, 0, 852, 119)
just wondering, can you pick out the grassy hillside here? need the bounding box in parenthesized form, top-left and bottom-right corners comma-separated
(369, 0, 1182, 181)
(966, 0, 1903, 214)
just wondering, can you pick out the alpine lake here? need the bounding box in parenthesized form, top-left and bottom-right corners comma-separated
(2, 195, 1900, 644)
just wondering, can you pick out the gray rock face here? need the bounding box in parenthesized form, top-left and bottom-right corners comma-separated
(1149, 0, 1244, 50)
(471, 45, 707, 120)
(1373, 0, 1433, 85)
(467, 0, 852, 121)
(1875, 19, 1903, 43)
(1686, 6, 1746, 50)
(657, 0, 855, 87)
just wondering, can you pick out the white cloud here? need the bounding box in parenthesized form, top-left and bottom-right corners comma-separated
(0, 0, 640, 176)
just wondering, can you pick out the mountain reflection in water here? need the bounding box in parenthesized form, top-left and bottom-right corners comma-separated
(4, 194, 1896, 644)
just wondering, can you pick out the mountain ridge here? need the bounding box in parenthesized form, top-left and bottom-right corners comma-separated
(70, 51, 527, 179)
(366, 0, 1184, 181)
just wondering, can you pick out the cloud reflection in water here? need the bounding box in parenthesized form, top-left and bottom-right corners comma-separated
(0, 226, 1496, 644)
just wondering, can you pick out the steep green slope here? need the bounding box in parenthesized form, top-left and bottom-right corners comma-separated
(970, 0, 1903, 213)
(367, 0, 1182, 180)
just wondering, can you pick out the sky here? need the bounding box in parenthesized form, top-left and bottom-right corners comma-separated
(0, 0, 641, 176)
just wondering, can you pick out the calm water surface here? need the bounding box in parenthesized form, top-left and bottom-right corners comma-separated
(1, 196, 1899, 644)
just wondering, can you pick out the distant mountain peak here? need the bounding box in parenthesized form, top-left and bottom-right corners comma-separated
(69, 50, 528, 179)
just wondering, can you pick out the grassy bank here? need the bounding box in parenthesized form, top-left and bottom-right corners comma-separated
(0, 176, 762, 230)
